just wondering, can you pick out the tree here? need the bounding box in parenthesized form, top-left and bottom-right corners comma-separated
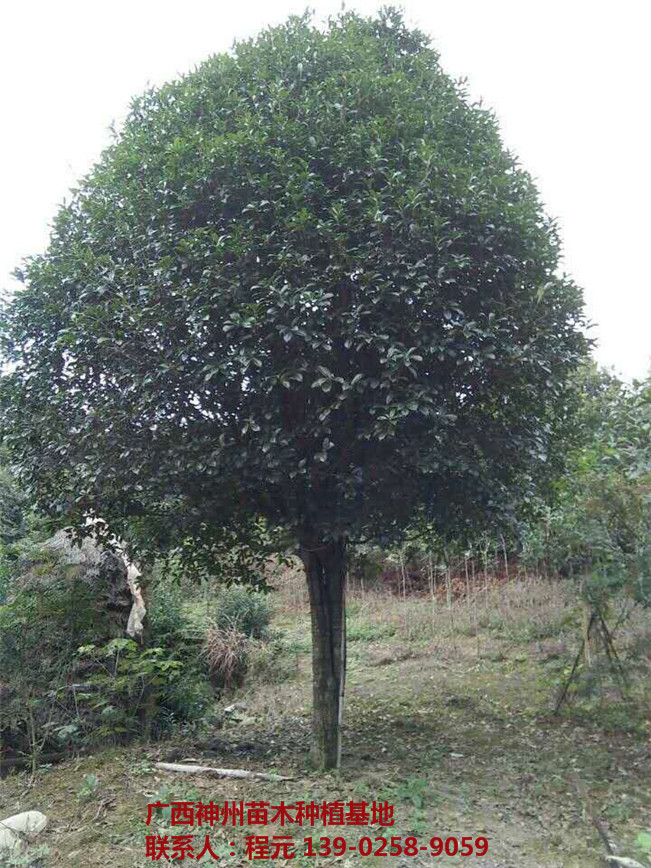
(0, 9, 587, 767)
(0, 453, 28, 549)
(525, 363, 651, 597)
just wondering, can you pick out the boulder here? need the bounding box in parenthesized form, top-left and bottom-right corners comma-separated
(19, 530, 146, 639)
(0, 810, 47, 853)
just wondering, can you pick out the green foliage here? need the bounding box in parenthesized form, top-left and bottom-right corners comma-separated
(636, 831, 651, 858)
(0, 555, 11, 605)
(159, 670, 215, 729)
(77, 772, 100, 803)
(0, 576, 108, 690)
(147, 578, 196, 650)
(0, 447, 30, 549)
(75, 638, 183, 739)
(0, 572, 114, 762)
(213, 586, 271, 638)
(395, 777, 429, 809)
(520, 364, 651, 605)
(0, 7, 587, 568)
(0, 447, 47, 604)
(347, 618, 396, 642)
(0, 566, 212, 759)
(146, 576, 217, 724)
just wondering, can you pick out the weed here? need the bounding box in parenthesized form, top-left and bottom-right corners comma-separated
(202, 621, 249, 689)
(396, 777, 429, 809)
(347, 620, 396, 642)
(76, 772, 100, 803)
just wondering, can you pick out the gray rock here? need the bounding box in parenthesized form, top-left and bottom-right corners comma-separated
(15, 530, 145, 639)
(0, 810, 47, 853)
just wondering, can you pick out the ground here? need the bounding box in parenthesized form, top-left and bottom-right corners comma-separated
(1, 573, 650, 867)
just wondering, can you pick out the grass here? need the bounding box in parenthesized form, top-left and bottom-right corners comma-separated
(1, 565, 650, 867)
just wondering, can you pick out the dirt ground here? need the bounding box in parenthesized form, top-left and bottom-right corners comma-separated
(2, 586, 650, 867)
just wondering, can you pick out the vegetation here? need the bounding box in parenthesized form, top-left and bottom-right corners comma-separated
(0, 8, 587, 768)
(1, 568, 649, 868)
(0, 8, 647, 867)
(212, 585, 271, 638)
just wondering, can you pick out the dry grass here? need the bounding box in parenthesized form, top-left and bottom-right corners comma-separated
(270, 556, 649, 668)
(201, 619, 249, 689)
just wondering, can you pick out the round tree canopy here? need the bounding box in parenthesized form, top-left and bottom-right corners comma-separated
(0, 9, 587, 562)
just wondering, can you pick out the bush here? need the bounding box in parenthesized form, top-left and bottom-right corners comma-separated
(148, 579, 198, 651)
(0, 577, 117, 760)
(202, 622, 249, 689)
(0, 566, 216, 760)
(75, 639, 184, 739)
(213, 587, 270, 639)
(160, 673, 215, 730)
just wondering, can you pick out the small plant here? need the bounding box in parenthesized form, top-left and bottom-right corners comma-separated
(77, 772, 100, 803)
(76, 639, 184, 738)
(396, 777, 429, 809)
(347, 619, 397, 643)
(147, 580, 195, 651)
(635, 830, 651, 864)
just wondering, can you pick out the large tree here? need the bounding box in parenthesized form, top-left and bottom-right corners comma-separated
(0, 9, 587, 767)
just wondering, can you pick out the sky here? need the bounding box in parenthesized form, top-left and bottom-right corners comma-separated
(1, 0, 649, 380)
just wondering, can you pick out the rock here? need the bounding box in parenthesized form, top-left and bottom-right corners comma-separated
(0, 811, 47, 853)
(0, 827, 20, 854)
(19, 530, 145, 639)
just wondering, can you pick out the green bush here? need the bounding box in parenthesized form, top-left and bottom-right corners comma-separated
(213, 587, 271, 639)
(0, 577, 115, 760)
(0, 569, 215, 760)
(0, 578, 107, 686)
(160, 672, 215, 729)
(76, 639, 184, 739)
(148, 580, 197, 651)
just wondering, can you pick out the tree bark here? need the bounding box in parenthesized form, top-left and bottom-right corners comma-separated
(299, 536, 347, 770)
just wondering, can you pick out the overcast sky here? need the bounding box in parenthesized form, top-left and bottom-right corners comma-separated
(2, 0, 649, 380)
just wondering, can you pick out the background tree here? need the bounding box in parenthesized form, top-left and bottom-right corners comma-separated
(0, 9, 587, 767)
(522, 363, 651, 599)
(0, 447, 29, 549)
(0, 446, 45, 602)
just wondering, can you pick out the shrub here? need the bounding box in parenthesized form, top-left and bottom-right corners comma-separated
(148, 579, 198, 651)
(0, 566, 215, 760)
(202, 622, 249, 689)
(0, 577, 116, 761)
(160, 672, 215, 730)
(213, 587, 271, 639)
(75, 639, 183, 739)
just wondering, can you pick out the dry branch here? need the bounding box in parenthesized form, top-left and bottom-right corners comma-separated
(154, 762, 292, 782)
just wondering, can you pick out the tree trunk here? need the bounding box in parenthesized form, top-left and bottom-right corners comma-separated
(299, 536, 347, 770)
